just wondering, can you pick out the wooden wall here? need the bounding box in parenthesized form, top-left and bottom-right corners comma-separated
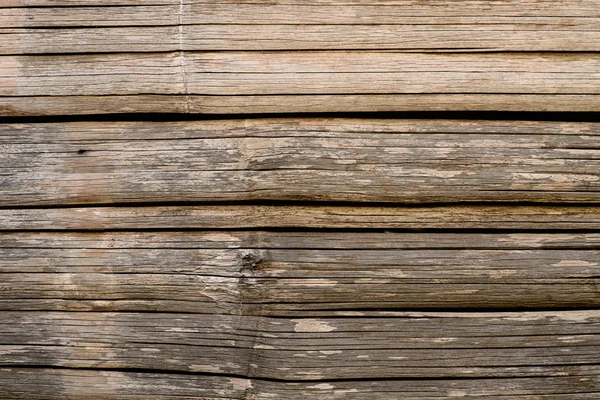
(1, 1, 599, 398)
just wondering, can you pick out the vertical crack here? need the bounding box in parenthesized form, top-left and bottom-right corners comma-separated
(178, 0, 190, 113)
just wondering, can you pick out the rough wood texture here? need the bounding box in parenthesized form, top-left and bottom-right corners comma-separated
(2, 1, 599, 53)
(3, 94, 600, 116)
(2, 52, 598, 97)
(2, 0, 599, 396)
(2, 205, 600, 230)
(1, 311, 599, 380)
(2, 367, 600, 399)
(1, 1, 598, 114)
(1, 119, 599, 206)
(2, 232, 599, 314)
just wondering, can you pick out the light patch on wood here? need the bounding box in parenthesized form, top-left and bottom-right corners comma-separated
(293, 319, 337, 332)
(557, 336, 586, 343)
(506, 311, 599, 322)
(433, 338, 458, 343)
(166, 328, 199, 333)
(335, 389, 359, 394)
(488, 270, 517, 279)
(189, 365, 223, 373)
(253, 344, 275, 350)
(229, 378, 252, 392)
(552, 260, 597, 267)
(307, 383, 335, 390)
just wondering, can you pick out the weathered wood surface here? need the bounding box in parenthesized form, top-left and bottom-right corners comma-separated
(2, 0, 599, 395)
(2, 205, 600, 230)
(1, 311, 599, 380)
(2, 368, 600, 400)
(1, 1, 600, 115)
(2, 1, 599, 53)
(3, 53, 598, 97)
(2, 232, 599, 314)
(3, 94, 600, 116)
(1, 119, 599, 206)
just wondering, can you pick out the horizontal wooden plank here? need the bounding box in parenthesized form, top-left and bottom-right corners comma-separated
(4, 24, 600, 55)
(1, 311, 599, 380)
(3, 94, 600, 116)
(1, 205, 600, 231)
(3, 1, 597, 26)
(2, 367, 599, 399)
(1, 1, 598, 55)
(1, 232, 599, 314)
(4, 52, 600, 96)
(1, 119, 599, 206)
(2, 52, 598, 114)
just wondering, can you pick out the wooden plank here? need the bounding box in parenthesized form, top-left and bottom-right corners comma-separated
(2, 367, 599, 399)
(3, 52, 600, 97)
(2, 52, 598, 114)
(1, 311, 599, 380)
(1, 205, 600, 231)
(2, 94, 599, 116)
(3, 24, 600, 55)
(3, 1, 597, 27)
(1, 232, 599, 314)
(1, 0, 598, 54)
(1, 119, 599, 206)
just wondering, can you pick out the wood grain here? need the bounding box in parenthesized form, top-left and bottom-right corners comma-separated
(1, 311, 599, 380)
(3, 52, 599, 97)
(3, 94, 600, 116)
(1, 119, 599, 206)
(2, 367, 599, 399)
(2, 0, 598, 53)
(1, 232, 599, 314)
(1, 1, 598, 114)
(1, 52, 599, 114)
(3, 23, 600, 54)
(2, 205, 600, 231)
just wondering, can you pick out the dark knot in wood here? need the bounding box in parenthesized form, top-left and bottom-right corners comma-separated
(239, 251, 263, 273)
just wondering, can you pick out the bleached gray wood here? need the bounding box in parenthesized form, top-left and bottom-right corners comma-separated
(1, 119, 599, 206)
(1, 311, 599, 380)
(1, 367, 599, 399)
(1, 232, 599, 314)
